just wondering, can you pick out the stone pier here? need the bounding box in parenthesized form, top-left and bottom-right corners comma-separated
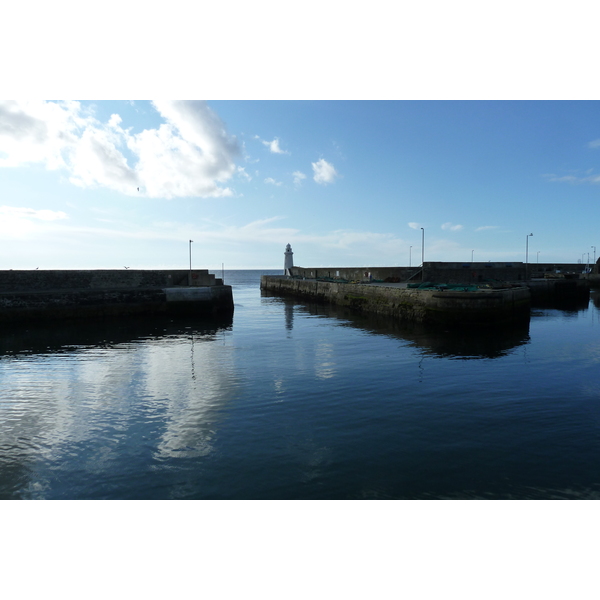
(261, 276, 530, 326)
(0, 269, 234, 322)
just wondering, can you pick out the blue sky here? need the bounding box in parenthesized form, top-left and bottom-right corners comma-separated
(2, 100, 599, 270)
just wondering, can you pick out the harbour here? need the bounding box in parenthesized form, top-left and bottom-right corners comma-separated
(1, 269, 599, 500)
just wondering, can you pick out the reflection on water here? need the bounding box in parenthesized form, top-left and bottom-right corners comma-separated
(0, 315, 235, 499)
(1, 274, 600, 499)
(0, 314, 233, 357)
(266, 294, 531, 360)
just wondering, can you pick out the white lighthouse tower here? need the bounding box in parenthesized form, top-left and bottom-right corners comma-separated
(284, 243, 294, 276)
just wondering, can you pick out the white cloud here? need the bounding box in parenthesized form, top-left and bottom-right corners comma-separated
(441, 222, 463, 231)
(588, 139, 600, 148)
(0, 205, 68, 240)
(408, 222, 421, 230)
(0, 100, 240, 199)
(476, 225, 499, 231)
(0, 100, 81, 169)
(0, 205, 67, 221)
(544, 172, 600, 184)
(312, 158, 338, 184)
(237, 166, 252, 181)
(264, 177, 282, 186)
(261, 137, 288, 154)
(293, 171, 306, 186)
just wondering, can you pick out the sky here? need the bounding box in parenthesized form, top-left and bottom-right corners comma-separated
(2, 99, 600, 270)
(2, 2, 599, 272)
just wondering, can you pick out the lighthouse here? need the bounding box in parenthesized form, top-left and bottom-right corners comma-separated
(284, 243, 294, 276)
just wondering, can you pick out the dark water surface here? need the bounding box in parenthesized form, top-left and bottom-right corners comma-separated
(1, 270, 599, 499)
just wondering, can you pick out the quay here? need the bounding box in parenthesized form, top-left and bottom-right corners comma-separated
(261, 276, 531, 326)
(265, 248, 596, 326)
(0, 269, 234, 322)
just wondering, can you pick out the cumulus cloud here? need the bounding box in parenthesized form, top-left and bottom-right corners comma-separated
(264, 177, 282, 186)
(0, 100, 240, 199)
(312, 158, 338, 184)
(259, 137, 288, 154)
(441, 222, 463, 231)
(293, 171, 306, 186)
(0, 100, 81, 169)
(408, 222, 421, 229)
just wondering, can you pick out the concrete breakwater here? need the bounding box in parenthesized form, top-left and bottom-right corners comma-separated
(261, 276, 531, 326)
(0, 269, 234, 322)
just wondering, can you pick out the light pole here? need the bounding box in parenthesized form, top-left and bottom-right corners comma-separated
(592, 246, 596, 264)
(421, 227, 424, 267)
(537, 251, 540, 264)
(525, 233, 533, 280)
(471, 250, 474, 263)
(409, 246, 412, 267)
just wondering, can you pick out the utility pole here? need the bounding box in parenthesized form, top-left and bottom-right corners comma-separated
(525, 233, 533, 280)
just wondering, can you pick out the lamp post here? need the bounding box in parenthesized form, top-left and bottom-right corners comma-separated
(409, 246, 412, 267)
(421, 227, 425, 267)
(593, 246, 596, 264)
(525, 233, 533, 280)
(471, 250, 474, 263)
(189, 239, 193, 284)
(537, 251, 540, 263)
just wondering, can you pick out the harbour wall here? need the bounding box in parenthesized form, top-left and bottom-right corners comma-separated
(0, 269, 221, 292)
(288, 266, 422, 283)
(261, 276, 531, 326)
(527, 278, 590, 306)
(290, 262, 590, 284)
(0, 269, 233, 322)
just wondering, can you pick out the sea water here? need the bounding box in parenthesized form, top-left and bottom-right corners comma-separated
(1, 270, 599, 499)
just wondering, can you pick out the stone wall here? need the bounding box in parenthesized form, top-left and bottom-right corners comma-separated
(0, 269, 221, 292)
(261, 276, 530, 326)
(0, 284, 234, 322)
(0, 269, 232, 322)
(289, 262, 588, 284)
(423, 262, 527, 283)
(289, 266, 420, 282)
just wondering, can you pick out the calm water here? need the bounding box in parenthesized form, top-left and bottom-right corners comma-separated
(1, 270, 599, 499)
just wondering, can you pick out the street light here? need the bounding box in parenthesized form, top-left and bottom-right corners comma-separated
(421, 227, 425, 267)
(409, 245, 412, 267)
(592, 246, 596, 264)
(471, 250, 474, 262)
(537, 251, 540, 263)
(525, 233, 533, 280)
